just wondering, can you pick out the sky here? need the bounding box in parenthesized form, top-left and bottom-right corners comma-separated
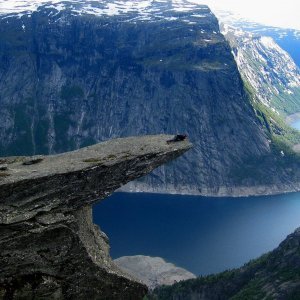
(192, 0, 300, 30)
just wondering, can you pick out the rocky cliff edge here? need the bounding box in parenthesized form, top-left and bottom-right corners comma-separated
(0, 134, 191, 299)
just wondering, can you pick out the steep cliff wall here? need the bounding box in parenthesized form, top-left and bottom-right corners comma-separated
(0, 134, 191, 299)
(0, 0, 299, 196)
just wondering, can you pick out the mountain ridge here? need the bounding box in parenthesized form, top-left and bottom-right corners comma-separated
(1, 1, 300, 196)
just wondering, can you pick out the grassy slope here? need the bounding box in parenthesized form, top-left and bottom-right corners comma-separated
(243, 80, 300, 149)
(228, 79, 300, 185)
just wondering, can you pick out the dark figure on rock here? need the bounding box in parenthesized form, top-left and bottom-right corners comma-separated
(167, 134, 188, 144)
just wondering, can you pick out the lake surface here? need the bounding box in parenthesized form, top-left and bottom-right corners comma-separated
(291, 119, 300, 130)
(93, 192, 300, 276)
(286, 113, 300, 130)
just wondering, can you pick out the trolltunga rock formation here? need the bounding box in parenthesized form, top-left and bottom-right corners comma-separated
(0, 135, 191, 300)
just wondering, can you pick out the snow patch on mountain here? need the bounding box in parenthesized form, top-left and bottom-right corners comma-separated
(223, 25, 300, 114)
(0, 0, 209, 20)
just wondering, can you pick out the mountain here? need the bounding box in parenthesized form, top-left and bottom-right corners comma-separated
(222, 25, 300, 115)
(215, 10, 300, 68)
(1, 0, 300, 196)
(148, 228, 300, 300)
(114, 256, 196, 290)
(220, 22, 300, 160)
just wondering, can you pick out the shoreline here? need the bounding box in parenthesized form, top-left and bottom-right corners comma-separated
(119, 182, 300, 198)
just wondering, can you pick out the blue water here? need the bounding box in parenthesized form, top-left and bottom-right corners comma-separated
(93, 192, 300, 275)
(291, 120, 300, 130)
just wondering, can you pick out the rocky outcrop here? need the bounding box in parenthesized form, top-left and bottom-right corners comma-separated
(149, 227, 300, 300)
(114, 256, 196, 290)
(0, 134, 191, 299)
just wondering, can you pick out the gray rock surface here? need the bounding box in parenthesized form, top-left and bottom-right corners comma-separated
(0, 134, 191, 299)
(114, 256, 196, 290)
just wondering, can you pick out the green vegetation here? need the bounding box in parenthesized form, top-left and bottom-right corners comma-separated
(194, 60, 226, 71)
(243, 253, 269, 269)
(271, 87, 300, 116)
(229, 79, 300, 183)
(276, 268, 300, 282)
(248, 80, 300, 164)
(230, 279, 267, 300)
(244, 79, 300, 148)
(136, 25, 226, 72)
(149, 239, 300, 300)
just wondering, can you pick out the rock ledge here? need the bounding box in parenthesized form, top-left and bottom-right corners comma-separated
(0, 135, 191, 299)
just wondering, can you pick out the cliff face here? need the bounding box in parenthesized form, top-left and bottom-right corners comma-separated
(150, 228, 300, 300)
(0, 0, 277, 196)
(0, 135, 191, 299)
(222, 24, 300, 116)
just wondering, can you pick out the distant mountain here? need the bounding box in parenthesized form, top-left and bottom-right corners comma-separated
(216, 10, 300, 67)
(1, 0, 300, 196)
(222, 24, 300, 116)
(149, 228, 300, 300)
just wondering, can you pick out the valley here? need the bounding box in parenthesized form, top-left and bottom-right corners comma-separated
(1, 0, 300, 196)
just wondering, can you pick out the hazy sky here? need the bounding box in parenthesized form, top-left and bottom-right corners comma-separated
(192, 0, 300, 30)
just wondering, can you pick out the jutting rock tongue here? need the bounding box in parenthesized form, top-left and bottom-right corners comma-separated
(0, 135, 192, 300)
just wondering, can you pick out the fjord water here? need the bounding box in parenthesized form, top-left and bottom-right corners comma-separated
(291, 119, 300, 130)
(93, 192, 300, 276)
(286, 112, 300, 130)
